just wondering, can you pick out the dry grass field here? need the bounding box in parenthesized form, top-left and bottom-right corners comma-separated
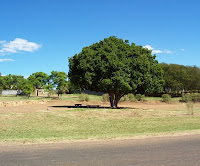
(0, 94, 200, 143)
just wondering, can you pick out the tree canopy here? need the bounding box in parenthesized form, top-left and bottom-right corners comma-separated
(0, 74, 25, 90)
(69, 36, 164, 108)
(161, 63, 200, 93)
(28, 72, 49, 96)
(50, 71, 68, 97)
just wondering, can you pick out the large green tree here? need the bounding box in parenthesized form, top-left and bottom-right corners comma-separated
(69, 36, 164, 108)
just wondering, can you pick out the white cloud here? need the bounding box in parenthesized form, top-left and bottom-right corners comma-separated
(152, 50, 163, 54)
(180, 48, 185, 51)
(0, 40, 6, 44)
(0, 58, 14, 62)
(0, 38, 41, 54)
(144, 44, 173, 54)
(164, 49, 173, 54)
(143, 45, 154, 50)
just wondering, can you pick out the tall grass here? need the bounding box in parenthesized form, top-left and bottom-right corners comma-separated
(79, 93, 90, 101)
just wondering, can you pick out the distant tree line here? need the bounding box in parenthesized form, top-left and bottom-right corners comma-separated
(1, 64, 200, 99)
(161, 63, 200, 95)
(0, 71, 68, 97)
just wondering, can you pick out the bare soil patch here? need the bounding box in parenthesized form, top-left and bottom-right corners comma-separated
(0, 100, 199, 113)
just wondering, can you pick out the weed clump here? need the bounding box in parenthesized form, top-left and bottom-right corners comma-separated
(135, 94, 145, 101)
(161, 94, 171, 103)
(79, 93, 90, 101)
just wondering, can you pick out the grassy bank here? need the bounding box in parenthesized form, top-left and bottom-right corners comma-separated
(0, 107, 200, 142)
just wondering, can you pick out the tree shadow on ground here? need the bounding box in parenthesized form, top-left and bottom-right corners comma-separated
(50, 105, 135, 109)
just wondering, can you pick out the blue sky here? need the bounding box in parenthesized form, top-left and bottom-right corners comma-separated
(0, 0, 200, 76)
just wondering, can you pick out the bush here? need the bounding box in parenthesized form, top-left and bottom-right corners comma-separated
(121, 95, 129, 101)
(182, 93, 200, 103)
(79, 93, 90, 101)
(135, 94, 145, 101)
(161, 94, 171, 103)
(102, 94, 109, 102)
(182, 94, 192, 102)
(191, 93, 200, 102)
(127, 94, 136, 102)
(43, 84, 54, 97)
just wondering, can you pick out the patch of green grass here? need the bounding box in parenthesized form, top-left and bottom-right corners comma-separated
(0, 108, 200, 142)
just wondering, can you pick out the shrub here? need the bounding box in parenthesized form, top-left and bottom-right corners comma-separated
(79, 93, 90, 101)
(182, 93, 192, 102)
(102, 94, 109, 102)
(121, 95, 129, 101)
(161, 94, 171, 103)
(135, 94, 145, 101)
(182, 93, 200, 103)
(191, 93, 200, 102)
(127, 94, 136, 102)
(43, 84, 54, 97)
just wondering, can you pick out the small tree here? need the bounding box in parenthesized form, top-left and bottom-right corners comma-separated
(50, 71, 68, 97)
(43, 84, 54, 97)
(28, 72, 49, 96)
(22, 83, 34, 98)
(69, 36, 164, 108)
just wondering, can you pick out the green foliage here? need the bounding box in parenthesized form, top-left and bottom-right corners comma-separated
(22, 82, 34, 98)
(28, 72, 49, 89)
(79, 93, 90, 101)
(161, 94, 171, 103)
(127, 93, 136, 101)
(0, 86, 2, 95)
(121, 95, 129, 101)
(135, 94, 145, 101)
(102, 94, 109, 102)
(69, 36, 164, 108)
(161, 63, 200, 93)
(182, 94, 192, 102)
(50, 71, 68, 96)
(182, 93, 200, 103)
(191, 93, 200, 102)
(43, 84, 54, 97)
(0, 74, 26, 90)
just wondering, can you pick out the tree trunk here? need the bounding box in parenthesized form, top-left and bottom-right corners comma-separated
(37, 89, 39, 96)
(108, 92, 122, 109)
(114, 96, 120, 108)
(109, 92, 114, 108)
